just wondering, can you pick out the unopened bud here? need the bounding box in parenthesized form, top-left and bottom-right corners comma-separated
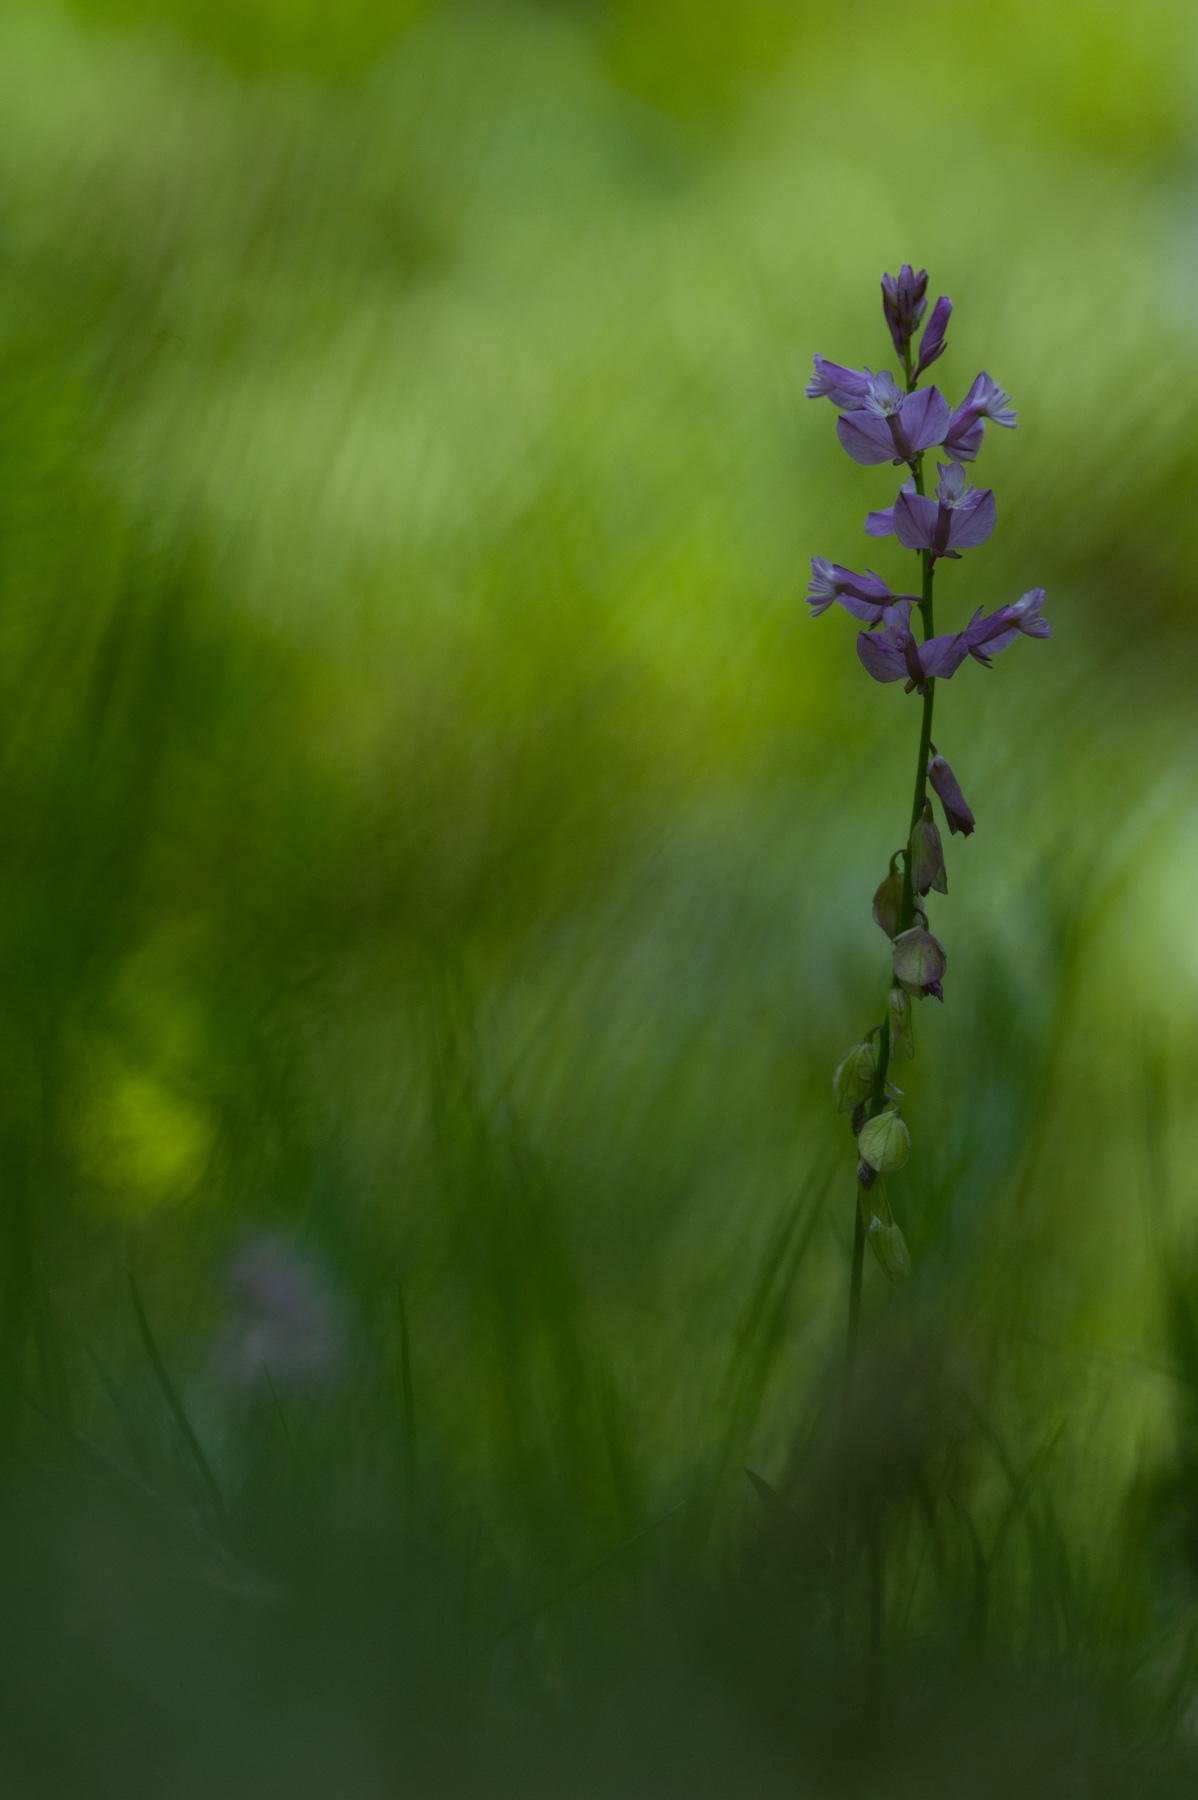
(892, 926, 946, 1001)
(857, 1107, 910, 1175)
(927, 747, 975, 838)
(851, 1101, 868, 1135)
(856, 1159, 876, 1191)
(888, 985, 914, 1059)
(908, 801, 947, 896)
(872, 854, 904, 939)
(868, 1215, 912, 1282)
(833, 1040, 877, 1114)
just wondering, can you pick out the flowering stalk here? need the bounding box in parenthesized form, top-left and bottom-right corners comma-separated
(811, 266, 1048, 1365)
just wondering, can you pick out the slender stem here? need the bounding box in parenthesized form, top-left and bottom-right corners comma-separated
(847, 449, 938, 1371)
(897, 487, 936, 933)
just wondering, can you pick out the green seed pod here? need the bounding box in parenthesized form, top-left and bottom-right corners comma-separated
(888, 985, 914, 1059)
(857, 1107, 910, 1174)
(833, 1040, 878, 1114)
(872, 852, 904, 938)
(909, 800, 947, 896)
(892, 926, 946, 1001)
(868, 1215, 912, 1282)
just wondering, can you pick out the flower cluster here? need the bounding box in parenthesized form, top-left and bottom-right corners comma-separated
(809, 265, 1048, 1289)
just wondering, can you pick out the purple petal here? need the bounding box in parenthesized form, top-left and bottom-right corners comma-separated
(915, 296, 952, 376)
(900, 385, 951, 454)
(1011, 587, 1051, 638)
(856, 632, 910, 683)
(836, 594, 890, 625)
(943, 415, 985, 463)
(971, 371, 1017, 428)
(840, 566, 894, 602)
(807, 356, 873, 408)
(836, 410, 901, 466)
(968, 629, 1018, 664)
(893, 489, 940, 551)
(945, 488, 997, 551)
(919, 631, 972, 679)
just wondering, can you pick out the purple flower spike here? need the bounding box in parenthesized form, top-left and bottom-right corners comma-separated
(963, 588, 1051, 664)
(806, 356, 876, 410)
(837, 375, 951, 468)
(881, 264, 929, 359)
(943, 372, 1017, 463)
(915, 296, 952, 377)
(927, 748, 975, 836)
(893, 462, 996, 561)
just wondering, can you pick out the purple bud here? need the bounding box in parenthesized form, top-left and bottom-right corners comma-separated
(908, 801, 947, 896)
(881, 264, 928, 359)
(926, 747, 976, 837)
(857, 1158, 877, 1191)
(892, 927, 947, 1002)
(915, 295, 952, 376)
(851, 1101, 869, 1135)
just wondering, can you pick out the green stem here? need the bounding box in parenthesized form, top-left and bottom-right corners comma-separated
(898, 459, 936, 933)
(847, 449, 937, 1371)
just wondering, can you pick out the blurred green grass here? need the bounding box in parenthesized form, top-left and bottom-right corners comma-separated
(1, 0, 1198, 1790)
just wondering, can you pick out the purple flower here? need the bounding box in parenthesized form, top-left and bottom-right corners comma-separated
(915, 296, 952, 377)
(806, 356, 877, 409)
(881, 264, 928, 358)
(927, 748, 975, 836)
(963, 588, 1051, 665)
(837, 374, 951, 467)
(855, 604, 973, 693)
(892, 926, 946, 1002)
(892, 462, 997, 560)
(807, 556, 915, 623)
(213, 1234, 346, 1393)
(943, 372, 1017, 462)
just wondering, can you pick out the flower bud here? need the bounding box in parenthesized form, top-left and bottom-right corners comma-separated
(872, 855, 904, 939)
(851, 1101, 868, 1135)
(908, 801, 947, 896)
(857, 1107, 910, 1175)
(833, 1040, 877, 1114)
(888, 985, 914, 1059)
(892, 926, 946, 1001)
(856, 1158, 876, 1191)
(927, 747, 975, 837)
(868, 1215, 912, 1282)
